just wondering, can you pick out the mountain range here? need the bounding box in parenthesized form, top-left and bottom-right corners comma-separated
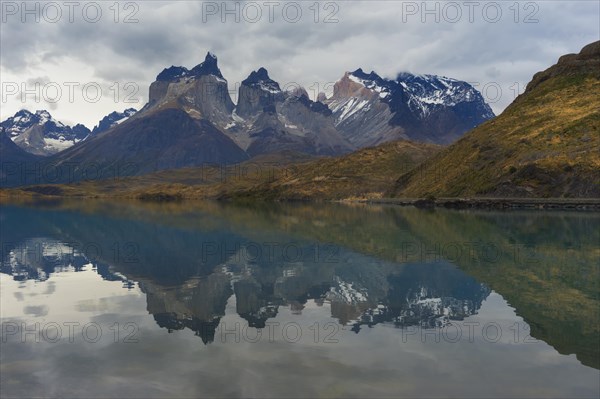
(20, 41, 597, 201)
(0, 108, 138, 156)
(3, 43, 597, 199)
(0, 52, 493, 185)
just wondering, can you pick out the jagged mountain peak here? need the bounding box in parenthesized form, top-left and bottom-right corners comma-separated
(7, 109, 63, 127)
(155, 52, 225, 82)
(242, 67, 281, 93)
(3, 109, 65, 130)
(395, 72, 461, 89)
(244, 67, 270, 82)
(190, 51, 224, 79)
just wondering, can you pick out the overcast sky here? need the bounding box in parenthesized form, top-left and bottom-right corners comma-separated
(1, 0, 598, 127)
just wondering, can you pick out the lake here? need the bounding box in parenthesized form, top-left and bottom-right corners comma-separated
(1, 200, 598, 398)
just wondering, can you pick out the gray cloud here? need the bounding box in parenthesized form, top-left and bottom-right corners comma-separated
(1, 1, 598, 127)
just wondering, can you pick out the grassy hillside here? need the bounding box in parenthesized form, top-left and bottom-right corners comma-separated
(390, 41, 600, 198)
(225, 140, 439, 200)
(2, 140, 438, 200)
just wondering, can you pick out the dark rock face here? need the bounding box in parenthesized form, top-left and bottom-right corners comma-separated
(189, 52, 225, 79)
(242, 67, 280, 89)
(236, 67, 285, 118)
(296, 94, 332, 116)
(156, 66, 189, 82)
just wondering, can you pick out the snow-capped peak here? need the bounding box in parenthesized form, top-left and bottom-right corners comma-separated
(395, 72, 493, 118)
(34, 109, 65, 127)
(0, 109, 91, 156)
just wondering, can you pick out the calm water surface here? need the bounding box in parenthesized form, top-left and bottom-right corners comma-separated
(1, 200, 598, 398)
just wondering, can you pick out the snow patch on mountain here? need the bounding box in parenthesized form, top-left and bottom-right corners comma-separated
(334, 98, 371, 122)
(0, 110, 91, 155)
(348, 74, 391, 99)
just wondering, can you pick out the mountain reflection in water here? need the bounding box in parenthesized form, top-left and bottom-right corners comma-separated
(1, 200, 598, 398)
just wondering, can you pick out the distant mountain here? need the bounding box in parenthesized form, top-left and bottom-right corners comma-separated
(325, 69, 494, 147)
(2, 52, 495, 186)
(390, 40, 600, 198)
(91, 108, 137, 135)
(0, 108, 140, 156)
(0, 110, 90, 156)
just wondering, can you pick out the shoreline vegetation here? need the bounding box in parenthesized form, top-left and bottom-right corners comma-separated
(1, 189, 599, 211)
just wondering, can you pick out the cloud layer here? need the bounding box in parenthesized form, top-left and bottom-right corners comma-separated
(1, 1, 598, 127)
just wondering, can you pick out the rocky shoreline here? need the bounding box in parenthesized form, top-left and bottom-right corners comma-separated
(365, 197, 600, 211)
